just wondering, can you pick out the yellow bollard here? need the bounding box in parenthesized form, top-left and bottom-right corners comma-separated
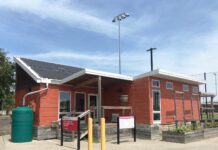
(101, 118, 106, 150)
(88, 117, 93, 150)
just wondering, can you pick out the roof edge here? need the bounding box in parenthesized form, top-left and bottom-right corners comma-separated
(85, 68, 133, 81)
(14, 57, 52, 84)
(59, 69, 86, 84)
(133, 69, 205, 85)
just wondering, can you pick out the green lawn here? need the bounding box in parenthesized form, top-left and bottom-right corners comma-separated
(202, 112, 218, 120)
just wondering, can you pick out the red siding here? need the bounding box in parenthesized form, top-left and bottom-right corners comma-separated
(15, 69, 200, 126)
(150, 77, 200, 124)
(129, 77, 152, 124)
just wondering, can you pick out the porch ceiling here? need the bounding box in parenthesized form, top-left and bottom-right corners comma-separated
(64, 74, 131, 88)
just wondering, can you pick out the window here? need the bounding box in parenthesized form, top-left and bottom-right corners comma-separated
(152, 91, 161, 123)
(59, 91, 71, 118)
(166, 82, 173, 90)
(75, 93, 85, 112)
(183, 84, 189, 92)
(152, 80, 160, 88)
(192, 86, 198, 93)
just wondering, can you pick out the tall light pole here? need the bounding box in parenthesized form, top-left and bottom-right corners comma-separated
(146, 48, 157, 71)
(112, 12, 130, 74)
(214, 72, 217, 96)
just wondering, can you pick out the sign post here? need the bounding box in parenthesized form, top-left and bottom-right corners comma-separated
(117, 116, 136, 144)
(117, 117, 120, 144)
(61, 117, 63, 146)
(77, 117, 81, 150)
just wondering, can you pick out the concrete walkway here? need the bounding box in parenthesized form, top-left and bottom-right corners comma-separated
(0, 116, 11, 136)
(1, 134, 218, 150)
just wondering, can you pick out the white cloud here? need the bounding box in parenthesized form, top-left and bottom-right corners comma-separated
(0, 0, 118, 37)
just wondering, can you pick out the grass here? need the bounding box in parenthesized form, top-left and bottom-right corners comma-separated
(202, 112, 218, 120)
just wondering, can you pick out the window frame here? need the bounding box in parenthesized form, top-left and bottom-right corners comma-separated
(166, 82, 173, 90)
(152, 90, 161, 124)
(183, 84, 189, 92)
(192, 86, 199, 93)
(152, 79, 160, 88)
(58, 91, 71, 119)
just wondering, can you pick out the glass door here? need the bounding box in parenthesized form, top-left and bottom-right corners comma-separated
(59, 91, 71, 118)
(75, 93, 85, 113)
(152, 90, 161, 124)
(88, 94, 98, 122)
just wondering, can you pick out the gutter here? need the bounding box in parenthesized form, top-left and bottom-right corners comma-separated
(22, 82, 49, 106)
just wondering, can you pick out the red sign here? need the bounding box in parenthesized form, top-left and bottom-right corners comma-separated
(62, 117, 78, 131)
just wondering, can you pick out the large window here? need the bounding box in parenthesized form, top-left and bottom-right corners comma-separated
(59, 91, 71, 118)
(152, 91, 161, 123)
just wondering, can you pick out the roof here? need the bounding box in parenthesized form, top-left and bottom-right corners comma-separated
(200, 92, 216, 97)
(134, 69, 205, 85)
(20, 58, 84, 80)
(14, 57, 205, 85)
(14, 57, 133, 84)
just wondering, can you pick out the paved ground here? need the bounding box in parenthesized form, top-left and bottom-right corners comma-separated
(1, 134, 218, 150)
(0, 116, 11, 136)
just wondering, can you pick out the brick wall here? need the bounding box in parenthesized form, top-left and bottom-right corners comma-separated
(15, 65, 200, 126)
(150, 77, 200, 124)
(129, 77, 152, 124)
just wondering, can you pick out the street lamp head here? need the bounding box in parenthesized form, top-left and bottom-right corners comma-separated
(112, 12, 130, 23)
(124, 13, 130, 17)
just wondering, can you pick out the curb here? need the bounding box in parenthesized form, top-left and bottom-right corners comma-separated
(0, 136, 5, 150)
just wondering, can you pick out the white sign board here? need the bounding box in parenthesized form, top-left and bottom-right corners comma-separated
(62, 116, 78, 121)
(119, 116, 135, 129)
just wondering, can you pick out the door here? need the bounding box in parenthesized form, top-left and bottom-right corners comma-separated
(88, 94, 98, 121)
(59, 91, 71, 118)
(152, 90, 161, 124)
(75, 92, 85, 113)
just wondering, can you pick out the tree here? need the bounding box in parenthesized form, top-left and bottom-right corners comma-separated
(0, 48, 15, 114)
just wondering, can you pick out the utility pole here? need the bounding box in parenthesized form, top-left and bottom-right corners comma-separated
(214, 73, 217, 96)
(204, 72, 208, 119)
(146, 48, 157, 71)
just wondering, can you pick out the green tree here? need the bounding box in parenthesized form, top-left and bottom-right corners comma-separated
(0, 48, 15, 114)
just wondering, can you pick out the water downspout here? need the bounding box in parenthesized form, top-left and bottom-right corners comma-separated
(22, 83, 49, 106)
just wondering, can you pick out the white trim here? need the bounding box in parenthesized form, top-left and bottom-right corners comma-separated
(88, 94, 98, 109)
(58, 91, 71, 119)
(192, 86, 198, 94)
(14, 57, 41, 83)
(14, 57, 52, 84)
(15, 57, 205, 86)
(152, 90, 161, 124)
(60, 69, 133, 84)
(166, 82, 173, 90)
(183, 84, 189, 92)
(152, 79, 160, 88)
(60, 70, 86, 84)
(134, 69, 205, 85)
(88, 94, 98, 121)
(85, 69, 133, 81)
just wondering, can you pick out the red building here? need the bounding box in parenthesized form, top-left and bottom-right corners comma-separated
(15, 57, 204, 140)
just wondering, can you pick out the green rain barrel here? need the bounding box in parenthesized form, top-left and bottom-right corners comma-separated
(11, 106, 33, 143)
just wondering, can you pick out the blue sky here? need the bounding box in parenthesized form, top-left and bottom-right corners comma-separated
(1, 0, 218, 93)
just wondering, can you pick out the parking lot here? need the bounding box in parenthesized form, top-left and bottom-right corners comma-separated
(1, 134, 218, 150)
